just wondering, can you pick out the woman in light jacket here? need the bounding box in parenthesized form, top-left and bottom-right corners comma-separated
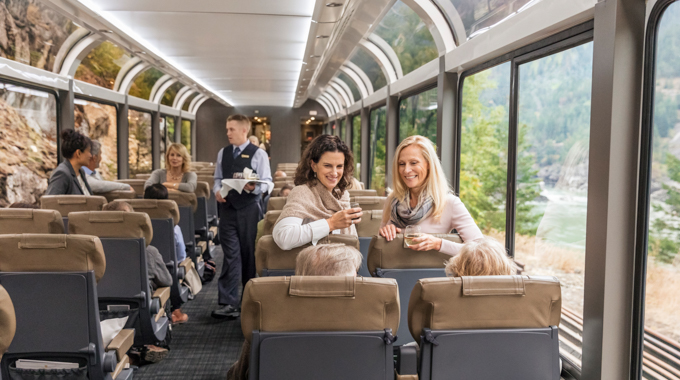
(144, 143, 197, 193)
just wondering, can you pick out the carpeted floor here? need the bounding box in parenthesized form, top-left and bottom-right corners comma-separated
(135, 247, 243, 380)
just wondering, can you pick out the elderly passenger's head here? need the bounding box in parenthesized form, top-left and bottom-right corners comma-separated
(296, 135, 354, 198)
(102, 201, 134, 213)
(248, 135, 260, 146)
(445, 237, 517, 277)
(166, 143, 191, 173)
(274, 170, 287, 178)
(295, 243, 363, 276)
(87, 140, 102, 171)
(280, 183, 294, 197)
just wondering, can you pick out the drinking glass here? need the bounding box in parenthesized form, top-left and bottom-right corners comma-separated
(404, 225, 423, 248)
(350, 202, 361, 222)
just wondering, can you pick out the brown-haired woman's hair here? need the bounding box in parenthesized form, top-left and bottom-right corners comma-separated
(294, 135, 354, 199)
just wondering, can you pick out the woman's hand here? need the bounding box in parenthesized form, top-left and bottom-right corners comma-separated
(379, 224, 402, 241)
(408, 233, 443, 252)
(162, 182, 179, 191)
(326, 208, 363, 231)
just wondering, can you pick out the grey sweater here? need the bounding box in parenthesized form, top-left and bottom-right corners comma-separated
(144, 169, 197, 193)
(146, 245, 173, 290)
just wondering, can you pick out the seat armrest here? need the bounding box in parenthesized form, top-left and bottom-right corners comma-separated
(111, 355, 130, 379)
(152, 287, 171, 308)
(179, 257, 193, 271)
(106, 328, 135, 361)
(395, 345, 418, 376)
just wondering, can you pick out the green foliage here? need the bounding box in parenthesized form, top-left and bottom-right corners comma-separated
(351, 47, 387, 91)
(657, 2, 680, 78)
(162, 82, 184, 107)
(129, 68, 164, 100)
(128, 110, 152, 176)
(182, 92, 198, 111)
(353, 116, 361, 175)
(369, 107, 387, 195)
(75, 41, 129, 89)
(181, 120, 191, 154)
(399, 87, 437, 142)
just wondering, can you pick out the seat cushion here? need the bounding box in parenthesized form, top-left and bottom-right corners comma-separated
(0, 209, 64, 234)
(367, 234, 462, 274)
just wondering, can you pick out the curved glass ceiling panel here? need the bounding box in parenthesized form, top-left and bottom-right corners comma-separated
(75, 41, 133, 89)
(129, 67, 164, 100)
(450, 0, 537, 38)
(182, 92, 198, 111)
(350, 46, 387, 91)
(161, 82, 184, 107)
(374, 1, 438, 75)
(337, 72, 361, 102)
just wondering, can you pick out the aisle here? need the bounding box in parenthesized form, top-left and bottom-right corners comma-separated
(135, 247, 244, 380)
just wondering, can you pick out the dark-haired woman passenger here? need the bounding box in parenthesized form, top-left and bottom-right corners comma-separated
(46, 130, 94, 195)
(272, 135, 363, 250)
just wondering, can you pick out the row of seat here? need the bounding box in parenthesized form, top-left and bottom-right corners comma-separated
(266, 190, 384, 211)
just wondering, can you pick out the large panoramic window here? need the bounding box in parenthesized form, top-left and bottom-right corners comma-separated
(449, 0, 538, 39)
(337, 73, 361, 101)
(369, 106, 387, 195)
(128, 109, 152, 176)
(160, 116, 167, 169)
(459, 62, 510, 242)
(75, 41, 132, 90)
(350, 46, 387, 91)
(399, 87, 438, 143)
(74, 99, 117, 180)
(339, 119, 346, 141)
(161, 82, 184, 107)
(641, 1, 680, 365)
(353, 115, 361, 178)
(166, 116, 176, 147)
(181, 120, 192, 154)
(0, 83, 57, 206)
(129, 67, 164, 100)
(513, 42, 593, 345)
(373, 1, 438, 75)
(183, 93, 198, 111)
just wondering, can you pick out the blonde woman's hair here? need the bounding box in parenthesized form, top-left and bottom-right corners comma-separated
(445, 237, 517, 277)
(388, 135, 451, 220)
(165, 143, 191, 173)
(295, 243, 362, 276)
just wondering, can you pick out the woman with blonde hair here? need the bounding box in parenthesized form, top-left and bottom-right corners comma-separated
(144, 143, 197, 193)
(445, 237, 517, 276)
(379, 135, 482, 256)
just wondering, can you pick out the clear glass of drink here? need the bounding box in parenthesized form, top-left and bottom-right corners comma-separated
(350, 202, 361, 222)
(404, 225, 423, 248)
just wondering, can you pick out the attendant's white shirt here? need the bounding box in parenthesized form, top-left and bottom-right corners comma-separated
(273, 217, 343, 250)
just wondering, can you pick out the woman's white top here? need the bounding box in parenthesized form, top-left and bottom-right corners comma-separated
(273, 217, 345, 250)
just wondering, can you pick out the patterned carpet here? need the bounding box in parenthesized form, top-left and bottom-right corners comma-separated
(135, 247, 243, 380)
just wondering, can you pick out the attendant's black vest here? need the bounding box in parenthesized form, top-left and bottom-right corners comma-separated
(221, 143, 259, 209)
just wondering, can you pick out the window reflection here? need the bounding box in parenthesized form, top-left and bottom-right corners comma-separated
(369, 106, 387, 195)
(0, 83, 57, 206)
(162, 82, 184, 107)
(74, 98, 117, 180)
(399, 87, 438, 142)
(350, 46, 387, 91)
(450, 0, 538, 39)
(128, 109, 152, 176)
(337, 72, 361, 102)
(129, 67, 164, 100)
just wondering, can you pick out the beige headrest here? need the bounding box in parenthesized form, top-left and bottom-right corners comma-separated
(197, 175, 214, 185)
(267, 197, 287, 211)
(241, 276, 400, 342)
(351, 196, 386, 211)
(168, 191, 197, 212)
(255, 234, 360, 276)
(347, 178, 365, 190)
(194, 181, 210, 199)
(367, 234, 462, 275)
(0, 285, 16, 356)
(262, 210, 282, 236)
(115, 179, 146, 195)
(68, 211, 153, 247)
(0, 234, 107, 282)
(0, 209, 64, 234)
(355, 210, 382, 238)
(40, 195, 107, 216)
(274, 179, 294, 186)
(408, 276, 561, 341)
(348, 189, 378, 197)
(134, 173, 151, 180)
(99, 189, 137, 203)
(114, 199, 180, 225)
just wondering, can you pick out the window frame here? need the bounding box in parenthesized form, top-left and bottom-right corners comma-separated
(396, 83, 438, 142)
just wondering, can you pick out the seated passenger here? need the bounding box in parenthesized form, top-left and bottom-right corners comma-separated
(144, 184, 187, 263)
(101, 201, 171, 363)
(45, 129, 93, 195)
(379, 135, 483, 256)
(144, 143, 197, 193)
(227, 243, 363, 380)
(445, 237, 517, 277)
(274, 170, 287, 178)
(83, 140, 132, 193)
(272, 135, 362, 250)
(279, 183, 294, 197)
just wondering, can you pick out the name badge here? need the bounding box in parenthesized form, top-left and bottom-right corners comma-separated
(241, 154, 250, 158)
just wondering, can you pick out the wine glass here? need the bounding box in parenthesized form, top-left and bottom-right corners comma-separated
(404, 225, 423, 248)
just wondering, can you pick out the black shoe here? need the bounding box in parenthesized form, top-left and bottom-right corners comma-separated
(211, 304, 240, 319)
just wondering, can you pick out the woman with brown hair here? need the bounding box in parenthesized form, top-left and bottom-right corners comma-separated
(144, 143, 197, 193)
(273, 135, 363, 250)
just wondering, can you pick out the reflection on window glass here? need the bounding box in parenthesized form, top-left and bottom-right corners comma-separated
(74, 99, 117, 180)
(181, 120, 191, 154)
(369, 106, 387, 195)
(160, 117, 167, 169)
(183, 92, 198, 111)
(353, 115, 361, 177)
(450, 0, 537, 38)
(337, 72, 361, 101)
(399, 87, 438, 143)
(0, 83, 57, 206)
(513, 42, 593, 350)
(129, 67, 164, 100)
(339, 119, 346, 141)
(75, 41, 132, 89)
(374, 1, 438, 75)
(162, 82, 184, 107)
(0, 0, 77, 71)
(350, 46, 387, 91)
(166, 116, 175, 147)
(646, 2, 680, 351)
(460, 62, 510, 242)
(128, 109, 152, 176)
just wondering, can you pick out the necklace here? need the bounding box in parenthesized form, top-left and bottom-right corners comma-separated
(169, 170, 182, 181)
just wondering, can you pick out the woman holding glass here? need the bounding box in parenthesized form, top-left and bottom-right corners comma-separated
(379, 135, 483, 255)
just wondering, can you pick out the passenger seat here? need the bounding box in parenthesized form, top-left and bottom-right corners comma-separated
(40, 195, 107, 231)
(0, 234, 134, 380)
(408, 275, 562, 380)
(266, 197, 287, 211)
(242, 276, 399, 380)
(115, 179, 146, 197)
(0, 208, 64, 234)
(167, 191, 204, 278)
(350, 195, 386, 210)
(348, 189, 378, 197)
(99, 188, 137, 203)
(353, 209, 383, 277)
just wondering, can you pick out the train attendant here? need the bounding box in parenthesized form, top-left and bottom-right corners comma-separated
(273, 135, 362, 251)
(212, 114, 272, 320)
(144, 143, 197, 193)
(379, 135, 483, 256)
